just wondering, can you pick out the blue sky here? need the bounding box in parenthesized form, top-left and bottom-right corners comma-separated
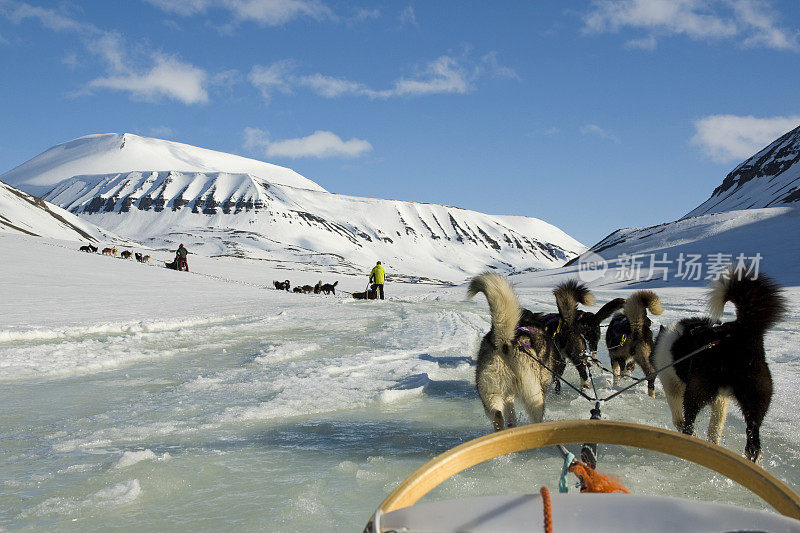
(1, 0, 799, 245)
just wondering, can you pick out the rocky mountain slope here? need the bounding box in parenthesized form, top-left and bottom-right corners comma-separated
(687, 124, 800, 217)
(2, 134, 585, 283)
(0, 179, 125, 243)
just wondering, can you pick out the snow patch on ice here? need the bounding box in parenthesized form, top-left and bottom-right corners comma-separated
(20, 480, 141, 518)
(253, 341, 320, 364)
(0, 314, 239, 343)
(114, 449, 158, 469)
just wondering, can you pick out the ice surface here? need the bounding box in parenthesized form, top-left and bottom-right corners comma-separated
(1, 234, 799, 531)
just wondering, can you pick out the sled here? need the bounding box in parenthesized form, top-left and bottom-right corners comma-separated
(366, 420, 800, 532)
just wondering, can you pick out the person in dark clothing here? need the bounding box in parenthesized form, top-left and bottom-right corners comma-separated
(369, 261, 385, 300)
(175, 243, 189, 272)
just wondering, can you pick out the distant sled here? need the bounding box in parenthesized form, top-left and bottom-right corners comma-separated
(164, 259, 188, 271)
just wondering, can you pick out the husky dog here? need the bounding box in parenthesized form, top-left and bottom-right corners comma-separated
(79, 244, 98, 253)
(273, 280, 291, 291)
(120, 250, 133, 259)
(102, 246, 117, 256)
(654, 270, 785, 462)
(577, 298, 626, 357)
(293, 286, 304, 293)
(320, 281, 338, 295)
(134, 252, 144, 262)
(313, 280, 322, 294)
(142, 255, 151, 263)
(606, 291, 663, 396)
(541, 280, 596, 391)
(301, 284, 315, 294)
(468, 272, 555, 431)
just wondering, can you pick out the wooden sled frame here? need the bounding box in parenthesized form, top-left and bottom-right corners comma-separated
(373, 420, 800, 527)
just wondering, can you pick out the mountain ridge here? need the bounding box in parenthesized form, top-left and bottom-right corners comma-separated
(1, 133, 325, 196)
(4, 133, 585, 283)
(687, 124, 800, 217)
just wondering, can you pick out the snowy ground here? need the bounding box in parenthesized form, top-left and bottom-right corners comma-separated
(2, 234, 800, 531)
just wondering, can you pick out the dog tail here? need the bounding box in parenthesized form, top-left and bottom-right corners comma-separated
(709, 268, 786, 332)
(468, 272, 522, 350)
(595, 297, 626, 323)
(624, 290, 663, 333)
(333, 281, 338, 287)
(553, 279, 595, 324)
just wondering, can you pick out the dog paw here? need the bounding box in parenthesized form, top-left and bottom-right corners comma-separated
(745, 448, 763, 464)
(648, 389, 656, 398)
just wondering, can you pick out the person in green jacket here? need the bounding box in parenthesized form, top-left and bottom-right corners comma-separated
(369, 261, 386, 300)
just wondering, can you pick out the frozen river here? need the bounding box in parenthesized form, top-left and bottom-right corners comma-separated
(2, 238, 800, 531)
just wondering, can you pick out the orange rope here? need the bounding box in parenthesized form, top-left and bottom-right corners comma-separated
(568, 461, 629, 494)
(540, 486, 553, 533)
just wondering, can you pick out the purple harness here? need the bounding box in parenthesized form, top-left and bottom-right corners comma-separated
(607, 315, 630, 349)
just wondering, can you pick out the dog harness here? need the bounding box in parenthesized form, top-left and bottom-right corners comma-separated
(534, 312, 562, 337)
(606, 315, 630, 349)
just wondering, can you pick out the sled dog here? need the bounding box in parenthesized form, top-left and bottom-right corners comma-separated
(541, 280, 596, 391)
(320, 281, 338, 295)
(606, 291, 663, 396)
(468, 272, 555, 431)
(653, 269, 785, 462)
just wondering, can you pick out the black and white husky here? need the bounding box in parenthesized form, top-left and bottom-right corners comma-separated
(606, 290, 663, 396)
(468, 272, 555, 431)
(654, 269, 786, 462)
(545, 280, 596, 391)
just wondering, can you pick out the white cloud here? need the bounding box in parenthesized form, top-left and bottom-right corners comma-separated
(61, 51, 79, 68)
(211, 69, 243, 88)
(2, 1, 212, 105)
(248, 61, 295, 101)
(583, 0, 799, 52)
(377, 55, 471, 97)
(249, 53, 512, 102)
(350, 7, 380, 24)
(244, 127, 372, 158)
(243, 126, 271, 150)
(478, 51, 520, 80)
(89, 54, 209, 104)
(147, 125, 176, 137)
(86, 31, 128, 73)
(400, 5, 418, 27)
(5, 2, 93, 33)
(732, 0, 799, 51)
(580, 124, 620, 143)
(298, 73, 367, 98)
(625, 35, 658, 50)
(229, 0, 333, 25)
(143, 0, 334, 26)
(143, 0, 213, 16)
(691, 114, 800, 163)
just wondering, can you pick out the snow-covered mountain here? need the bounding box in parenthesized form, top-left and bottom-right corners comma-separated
(554, 126, 800, 287)
(1, 133, 325, 197)
(0, 179, 126, 243)
(554, 206, 800, 287)
(3, 134, 585, 283)
(687, 124, 800, 217)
